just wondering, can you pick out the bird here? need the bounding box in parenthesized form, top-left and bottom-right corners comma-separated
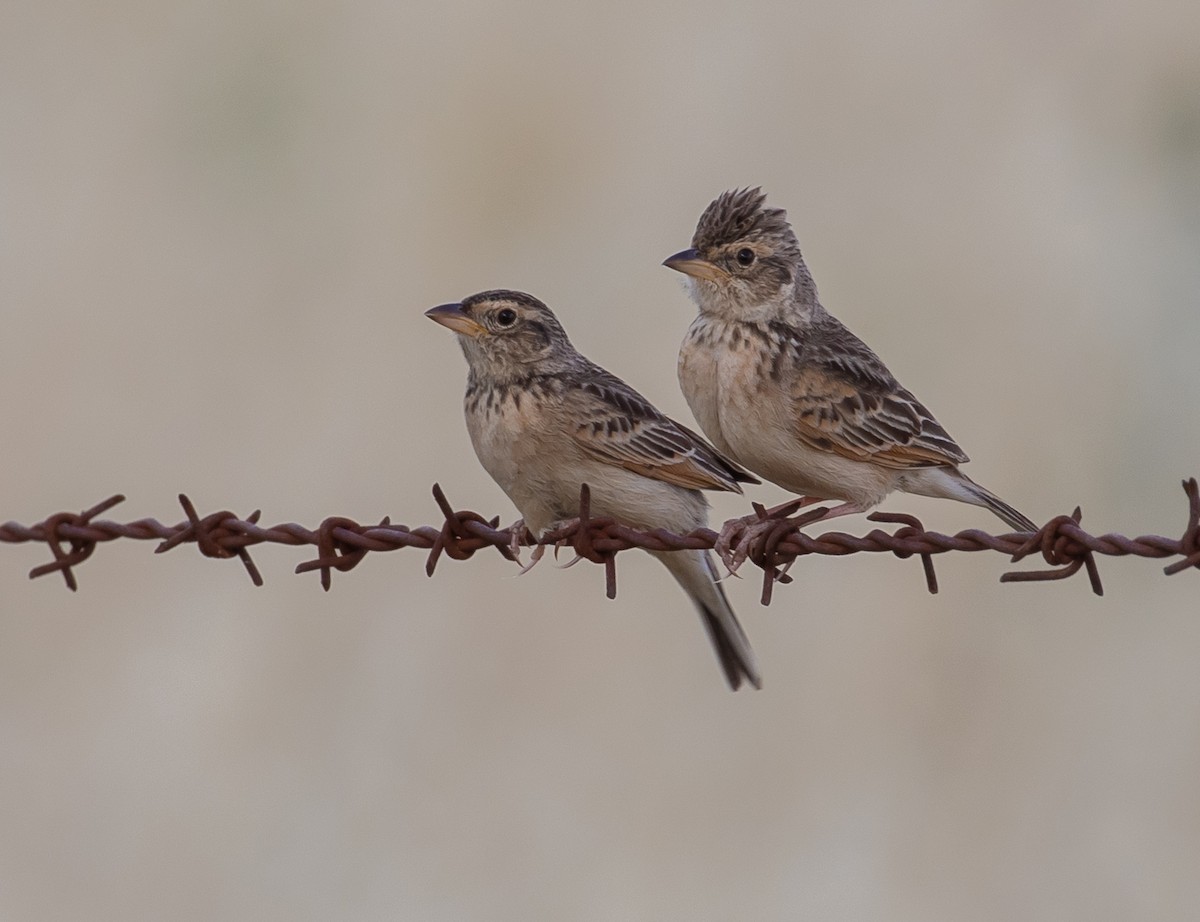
(663, 188, 1036, 568)
(425, 289, 763, 690)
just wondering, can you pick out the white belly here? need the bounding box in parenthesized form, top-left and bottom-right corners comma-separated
(678, 323, 734, 457)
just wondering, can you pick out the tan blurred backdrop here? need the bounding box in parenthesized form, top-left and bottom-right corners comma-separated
(2, 1, 1199, 919)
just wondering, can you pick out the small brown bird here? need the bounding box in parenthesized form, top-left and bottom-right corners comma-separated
(426, 289, 762, 690)
(664, 188, 1035, 565)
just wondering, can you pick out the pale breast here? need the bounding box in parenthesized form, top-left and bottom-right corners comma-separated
(464, 384, 577, 534)
(686, 318, 897, 506)
(678, 319, 734, 457)
(465, 378, 713, 538)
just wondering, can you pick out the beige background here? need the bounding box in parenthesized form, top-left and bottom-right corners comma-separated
(3, 1, 1199, 919)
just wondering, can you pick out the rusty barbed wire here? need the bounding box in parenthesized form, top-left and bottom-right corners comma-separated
(2, 479, 1198, 603)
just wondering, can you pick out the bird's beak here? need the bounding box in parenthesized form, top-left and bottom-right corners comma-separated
(425, 302, 487, 337)
(662, 248, 727, 282)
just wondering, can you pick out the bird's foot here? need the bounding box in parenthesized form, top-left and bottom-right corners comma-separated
(717, 497, 867, 574)
(512, 517, 584, 575)
(716, 497, 816, 574)
(545, 517, 585, 568)
(515, 543, 548, 576)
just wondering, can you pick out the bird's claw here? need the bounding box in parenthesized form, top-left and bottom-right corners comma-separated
(511, 517, 586, 575)
(715, 516, 769, 575)
(507, 518, 532, 565)
(715, 497, 828, 575)
(515, 542, 547, 576)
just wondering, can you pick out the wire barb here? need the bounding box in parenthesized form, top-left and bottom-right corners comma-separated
(3, 479, 1199, 603)
(566, 484, 619, 599)
(155, 495, 264, 586)
(26, 494, 127, 590)
(741, 503, 832, 606)
(1163, 478, 1200, 576)
(294, 516, 381, 590)
(866, 510, 940, 594)
(1002, 507, 1103, 596)
(425, 483, 516, 579)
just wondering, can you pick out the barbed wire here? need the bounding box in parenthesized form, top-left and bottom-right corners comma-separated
(2, 479, 1198, 604)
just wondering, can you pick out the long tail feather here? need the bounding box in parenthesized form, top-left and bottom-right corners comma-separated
(651, 549, 762, 690)
(903, 466, 1037, 533)
(966, 482, 1038, 533)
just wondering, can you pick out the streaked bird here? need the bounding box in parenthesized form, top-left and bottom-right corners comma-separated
(426, 289, 762, 689)
(664, 188, 1035, 567)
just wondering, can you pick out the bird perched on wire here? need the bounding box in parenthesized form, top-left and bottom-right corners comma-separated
(426, 289, 762, 690)
(663, 188, 1036, 570)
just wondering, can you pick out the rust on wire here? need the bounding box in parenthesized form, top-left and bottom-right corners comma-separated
(741, 500, 830, 606)
(2, 479, 1199, 602)
(1001, 507, 1104, 595)
(155, 495, 265, 587)
(865, 510, 941, 595)
(300, 515, 379, 590)
(26, 494, 127, 591)
(424, 482, 515, 579)
(1164, 478, 1200, 576)
(559, 484, 619, 599)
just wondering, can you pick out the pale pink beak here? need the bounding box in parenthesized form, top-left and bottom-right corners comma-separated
(663, 248, 728, 282)
(425, 302, 487, 337)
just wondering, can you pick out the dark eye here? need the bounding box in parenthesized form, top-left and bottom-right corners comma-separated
(735, 248, 756, 267)
(495, 308, 517, 327)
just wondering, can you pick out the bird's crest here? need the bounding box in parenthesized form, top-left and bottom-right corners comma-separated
(692, 187, 795, 251)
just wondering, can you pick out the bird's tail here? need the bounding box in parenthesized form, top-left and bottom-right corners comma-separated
(651, 548, 762, 691)
(904, 466, 1037, 533)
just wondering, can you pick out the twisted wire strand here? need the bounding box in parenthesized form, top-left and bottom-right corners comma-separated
(3, 479, 1198, 603)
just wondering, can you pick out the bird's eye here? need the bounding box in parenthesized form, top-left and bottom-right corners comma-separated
(735, 248, 756, 267)
(495, 308, 518, 328)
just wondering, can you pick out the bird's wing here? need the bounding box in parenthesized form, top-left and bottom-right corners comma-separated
(568, 369, 758, 493)
(788, 317, 969, 469)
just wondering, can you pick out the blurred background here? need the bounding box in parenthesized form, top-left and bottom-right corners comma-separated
(2, 0, 1199, 918)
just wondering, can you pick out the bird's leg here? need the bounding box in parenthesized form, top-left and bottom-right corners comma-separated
(762, 496, 826, 516)
(804, 501, 870, 523)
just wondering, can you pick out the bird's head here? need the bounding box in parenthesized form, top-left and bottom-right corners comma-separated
(663, 187, 813, 320)
(425, 289, 577, 381)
